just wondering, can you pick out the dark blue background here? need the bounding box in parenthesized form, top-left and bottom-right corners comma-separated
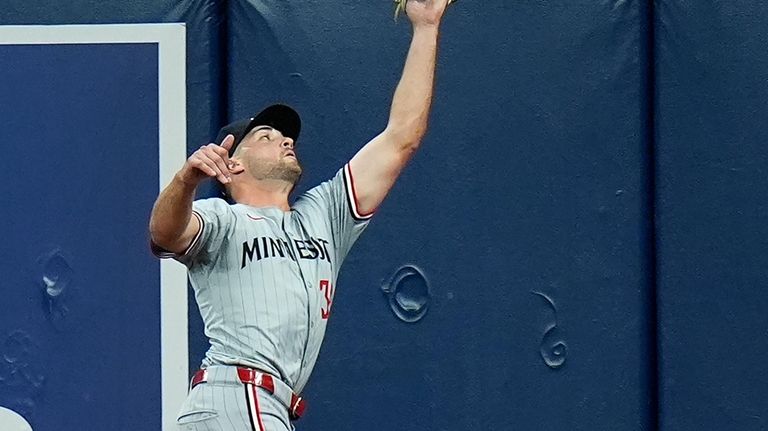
(0, 43, 161, 430)
(227, 2, 653, 430)
(2, 1, 767, 430)
(655, 1, 768, 429)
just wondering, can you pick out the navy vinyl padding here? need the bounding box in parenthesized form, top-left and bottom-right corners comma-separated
(655, 2, 768, 429)
(226, 1, 654, 429)
(6, 1, 767, 429)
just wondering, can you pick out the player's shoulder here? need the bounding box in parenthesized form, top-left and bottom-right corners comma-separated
(291, 170, 338, 210)
(193, 196, 235, 214)
(294, 168, 346, 203)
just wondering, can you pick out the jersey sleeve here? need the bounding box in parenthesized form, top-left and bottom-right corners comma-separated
(151, 197, 235, 267)
(293, 164, 373, 265)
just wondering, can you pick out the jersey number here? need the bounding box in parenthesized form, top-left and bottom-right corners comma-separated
(319, 279, 335, 319)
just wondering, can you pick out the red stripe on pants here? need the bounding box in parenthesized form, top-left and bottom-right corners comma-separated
(245, 383, 266, 431)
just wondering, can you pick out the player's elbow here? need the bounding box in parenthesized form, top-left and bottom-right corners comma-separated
(385, 121, 427, 153)
(148, 222, 171, 250)
(148, 218, 180, 252)
(149, 229, 187, 255)
(148, 211, 167, 242)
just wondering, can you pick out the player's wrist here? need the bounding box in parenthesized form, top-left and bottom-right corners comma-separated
(412, 21, 441, 32)
(174, 169, 203, 188)
(411, 23, 441, 41)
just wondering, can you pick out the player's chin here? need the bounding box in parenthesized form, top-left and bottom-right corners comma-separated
(283, 158, 302, 171)
(277, 161, 302, 185)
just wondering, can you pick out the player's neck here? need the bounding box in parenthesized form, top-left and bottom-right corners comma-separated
(231, 179, 292, 211)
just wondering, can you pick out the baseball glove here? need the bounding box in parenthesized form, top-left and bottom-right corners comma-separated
(394, 0, 458, 20)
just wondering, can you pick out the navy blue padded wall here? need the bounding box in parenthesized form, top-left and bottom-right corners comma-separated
(0, 41, 161, 430)
(655, 2, 768, 429)
(3, 0, 223, 150)
(2, 0, 223, 376)
(228, 1, 654, 430)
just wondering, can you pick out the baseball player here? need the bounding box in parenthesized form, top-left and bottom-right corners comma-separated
(149, 1, 452, 429)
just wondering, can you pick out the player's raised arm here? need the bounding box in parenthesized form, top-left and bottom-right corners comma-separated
(347, 0, 451, 215)
(149, 135, 236, 254)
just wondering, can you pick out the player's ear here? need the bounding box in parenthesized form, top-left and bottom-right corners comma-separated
(228, 159, 245, 175)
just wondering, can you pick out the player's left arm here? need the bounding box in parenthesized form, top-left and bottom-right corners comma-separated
(348, 0, 451, 215)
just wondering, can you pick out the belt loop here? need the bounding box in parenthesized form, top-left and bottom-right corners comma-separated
(290, 394, 306, 420)
(260, 374, 275, 394)
(237, 367, 255, 384)
(231, 367, 306, 420)
(190, 369, 208, 390)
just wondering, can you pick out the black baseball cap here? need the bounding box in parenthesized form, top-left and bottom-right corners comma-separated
(215, 104, 301, 155)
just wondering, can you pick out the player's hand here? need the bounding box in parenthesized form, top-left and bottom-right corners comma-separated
(178, 134, 236, 186)
(405, 0, 453, 28)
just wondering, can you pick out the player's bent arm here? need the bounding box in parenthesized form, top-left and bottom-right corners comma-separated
(148, 174, 202, 254)
(149, 135, 235, 254)
(349, 24, 440, 214)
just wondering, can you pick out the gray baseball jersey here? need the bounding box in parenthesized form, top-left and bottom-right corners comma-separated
(156, 164, 372, 393)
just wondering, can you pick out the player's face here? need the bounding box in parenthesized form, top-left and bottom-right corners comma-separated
(235, 126, 302, 184)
